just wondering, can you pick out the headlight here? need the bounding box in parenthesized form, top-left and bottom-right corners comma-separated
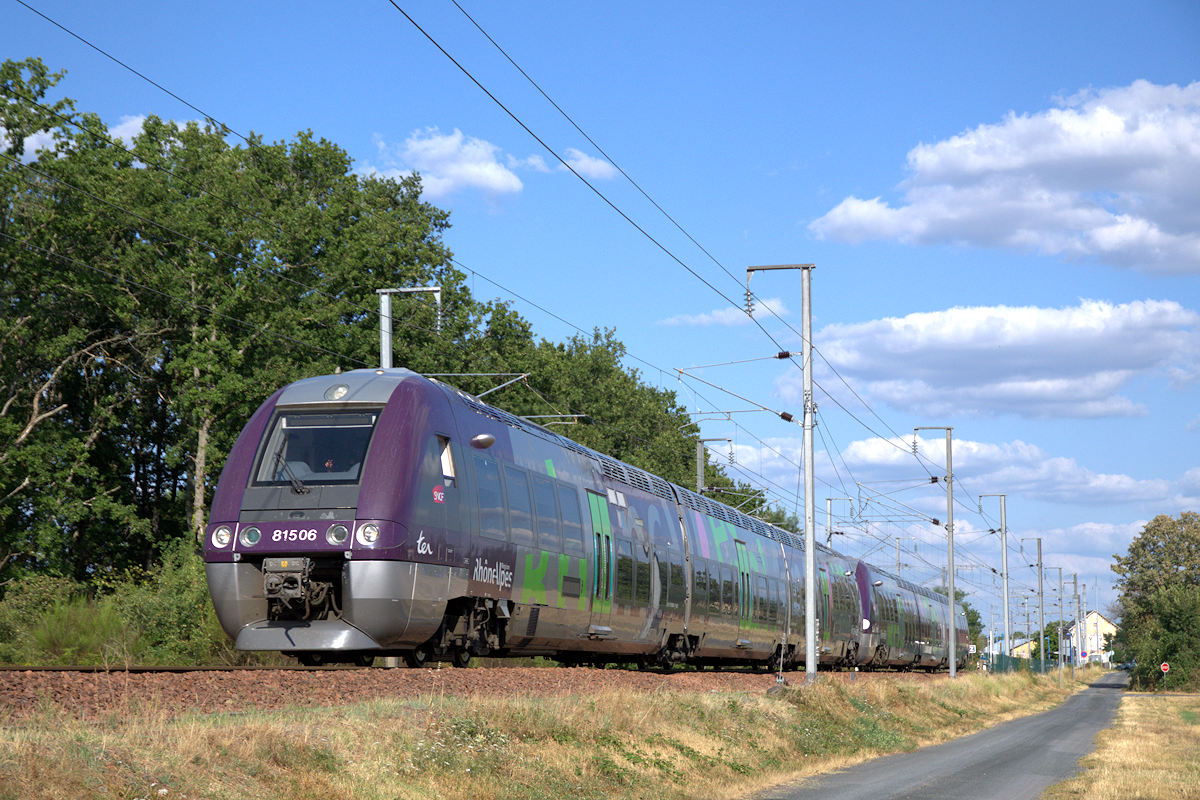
(211, 525, 233, 548)
(356, 522, 380, 545)
(327, 523, 349, 545)
(239, 526, 261, 547)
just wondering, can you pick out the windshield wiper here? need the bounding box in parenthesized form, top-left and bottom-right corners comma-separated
(272, 445, 310, 495)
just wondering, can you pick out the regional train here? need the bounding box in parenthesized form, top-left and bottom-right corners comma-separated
(204, 368, 968, 671)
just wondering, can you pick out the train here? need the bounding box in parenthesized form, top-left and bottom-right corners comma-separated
(204, 367, 969, 671)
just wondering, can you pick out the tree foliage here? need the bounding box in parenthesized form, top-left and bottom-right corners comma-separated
(0, 57, 722, 592)
(1111, 512, 1200, 690)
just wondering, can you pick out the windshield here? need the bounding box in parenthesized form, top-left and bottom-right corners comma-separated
(253, 411, 379, 488)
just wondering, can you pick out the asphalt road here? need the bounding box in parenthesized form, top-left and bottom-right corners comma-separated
(756, 671, 1129, 800)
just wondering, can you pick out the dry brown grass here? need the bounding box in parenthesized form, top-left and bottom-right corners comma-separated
(1042, 691, 1200, 800)
(0, 669, 1086, 800)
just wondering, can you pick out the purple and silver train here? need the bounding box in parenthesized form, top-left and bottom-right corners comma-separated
(204, 368, 969, 670)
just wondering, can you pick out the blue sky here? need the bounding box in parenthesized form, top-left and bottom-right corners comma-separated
(6, 0, 1200, 637)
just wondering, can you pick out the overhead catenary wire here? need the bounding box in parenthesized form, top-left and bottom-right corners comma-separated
(18, 0, 941, 501)
(14, 1, 1032, 613)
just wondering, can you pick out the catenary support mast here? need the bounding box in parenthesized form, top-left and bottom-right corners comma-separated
(747, 263, 816, 683)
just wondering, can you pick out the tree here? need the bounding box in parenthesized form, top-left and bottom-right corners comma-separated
(2, 60, 457, 579)
(933, 587, 984, 666)
(1, 57, 723, 590)
(1111, 512, 1200, 690)
(1031, 621, 1063, 665)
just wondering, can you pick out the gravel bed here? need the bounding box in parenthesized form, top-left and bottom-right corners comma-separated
(0, 666, 942, 721)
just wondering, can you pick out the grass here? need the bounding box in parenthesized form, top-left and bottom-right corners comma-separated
(0, 668, 1104, 800)
(1042, 690, 1200, 800)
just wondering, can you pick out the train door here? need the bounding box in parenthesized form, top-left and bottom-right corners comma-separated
(735, 540, 752, 649)
(586, 490, 614, 639)
(817, 565, 833, 660)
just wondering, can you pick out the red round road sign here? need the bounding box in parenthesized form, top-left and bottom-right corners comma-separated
(1161, 662, 1170, 673)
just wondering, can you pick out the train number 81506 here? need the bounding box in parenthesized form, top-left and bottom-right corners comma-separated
(271, 528, 318, 542)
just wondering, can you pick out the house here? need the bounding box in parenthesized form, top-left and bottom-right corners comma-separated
(1008, 637, 1037, 660)
(1065, 610, 1118, 665)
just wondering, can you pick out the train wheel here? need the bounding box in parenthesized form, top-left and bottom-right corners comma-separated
(451, 646, 472, 669)
(297, 652, 325, 667)
(354, 653, 375, 668)
(404, 645, 429, 669)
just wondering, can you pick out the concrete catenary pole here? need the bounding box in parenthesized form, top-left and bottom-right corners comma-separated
(802, 265, 817, 684)
(696, 439, 730, 495)
(945, 429, 956, 678)
(1055, 567, 1064, 687)
(1037, 539, 1045, 674)
(378, 286, 443, 369)
(919, 428, 957, 678)
(378, 290, 393, 369)
(1075, 575, 1084, 681)
(1082, 583, 1088, 663)
(746, 264, 816, 683)
(982, 494, 1009, 671)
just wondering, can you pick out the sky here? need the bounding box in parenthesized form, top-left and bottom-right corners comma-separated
(5, 0, 1200, 641)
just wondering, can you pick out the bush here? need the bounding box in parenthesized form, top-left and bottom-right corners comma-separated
(29, 596, 142, 666)
(0, 539, 251, 666)
(0, 574, 84, 664)
(99, 537, 239, 665)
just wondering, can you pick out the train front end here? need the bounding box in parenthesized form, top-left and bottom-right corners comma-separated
(203, 368, 454, 664)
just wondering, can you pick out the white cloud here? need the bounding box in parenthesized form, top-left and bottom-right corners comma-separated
(108, 114, 148, 144)
(781, 298, 1199, 419)
(841, 433, 1173, 508)
(361, 127, 526, 200)
(810, 80, 1200, 273)
(360, 130, 611, 200)
(0, 127, 59, 161)
(507, 153, 550, 172)
(660, 297, 789, 326)
(558, 147, 616, 180)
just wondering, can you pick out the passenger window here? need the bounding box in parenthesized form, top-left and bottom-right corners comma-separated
(558, 485, 586, 556)
(670, 556, 685, 608)
(532, 475, 561, 551)
(659, 557, 671, 608)
(635, 551, 651, 605)
(503, 465, 534, 547)
(722, 566, 735, 616)
(615, 540, 634, 602)
(475, 455, 505, 540)
(437, 435, 456, 487)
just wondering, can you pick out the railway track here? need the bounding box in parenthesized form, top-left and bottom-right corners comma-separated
(0, 663, 370, 673)
(0, 664, 943, 721)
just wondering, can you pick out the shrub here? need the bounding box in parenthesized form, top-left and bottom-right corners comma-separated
(100, 537, 234, 665)
(0, 574, 84, 664)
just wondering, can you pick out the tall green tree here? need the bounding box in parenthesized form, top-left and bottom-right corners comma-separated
(1, 57, 723, 589)
(2, 59, 458, 579)
(1111, 512, 1200, 690)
